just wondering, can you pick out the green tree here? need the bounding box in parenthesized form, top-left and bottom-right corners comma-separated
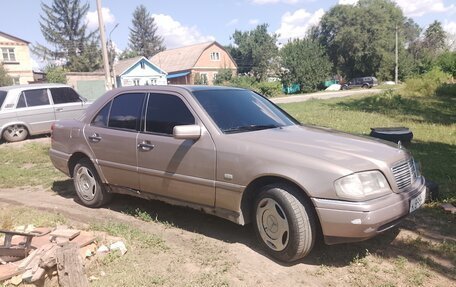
(423, 21, 447, 54)
(227, 24, 279, 81)
(280, 38, 332, 91)
(0, 63, 13, 87)
(119, 48, 140, 60)
(45, 65, 67, 84)
(214, 68, 233, 84)
(436, 51, 456, 78)
(33, 0, 100, 72)
(313, 0, 413, 80)
(128, 5, 165, 58)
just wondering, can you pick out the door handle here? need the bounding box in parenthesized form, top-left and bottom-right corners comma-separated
(137, 141, 155, 151)
(88, 133, 102, 143)
(55, 108, 64, 112)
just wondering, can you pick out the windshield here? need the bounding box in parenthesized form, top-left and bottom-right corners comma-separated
(192, 89, 298, 133)
(0, 91, 7, 109)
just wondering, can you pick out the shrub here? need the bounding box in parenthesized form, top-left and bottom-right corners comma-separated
(223, 75, 256, 89)
(220, 76, 282, 97)
(214, 68, 233, 85)
(254, 81, 282, 97)
(435, 83, 456, 97)
(45, 65, 67, 84)
(403, 68, 451, 97)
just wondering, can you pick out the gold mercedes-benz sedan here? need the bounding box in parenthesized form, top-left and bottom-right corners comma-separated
(50, 85, 426, 262)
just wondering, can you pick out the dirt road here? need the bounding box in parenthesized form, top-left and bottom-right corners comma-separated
(271, 88, 382, 104)
(0, 185, 453, 286)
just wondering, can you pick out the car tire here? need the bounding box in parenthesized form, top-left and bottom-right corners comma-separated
(362, 84, 368, 89)
(73, 158, 112, 207)
(2, 125, 28, 142)
(253, 184, 316, 262)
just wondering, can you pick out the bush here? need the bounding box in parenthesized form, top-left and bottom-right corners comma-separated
(223, 75, 256, 89)
(435, 83, 456, 97)
(45, 65, 67, 84)
(220, 76, 282, 97)
(214, 68, 233, 85)
(254, 81, 282, 97)
(403, 68, 451, 97)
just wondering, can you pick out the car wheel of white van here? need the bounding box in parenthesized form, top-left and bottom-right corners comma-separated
(253, 184, 316, 262)
(2, 125, 28, 142)
(73, 158, 112, 207)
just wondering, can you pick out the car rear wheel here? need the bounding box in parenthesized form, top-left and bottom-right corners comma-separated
(2, 125, 28, 142)
(253, 184, 316, 262)
(73, 158, 112, 207)
(362, 84, 369, 89)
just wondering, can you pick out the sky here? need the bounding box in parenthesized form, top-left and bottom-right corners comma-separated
(1, 0, 455, 69)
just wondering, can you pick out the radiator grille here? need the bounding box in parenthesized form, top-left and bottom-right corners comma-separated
(392, 158, 418, 191)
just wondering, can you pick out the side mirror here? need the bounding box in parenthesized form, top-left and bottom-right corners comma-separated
(173, 125, 201, 140)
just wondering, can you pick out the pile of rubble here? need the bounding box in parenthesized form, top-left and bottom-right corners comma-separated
(0, 225, 126, 286)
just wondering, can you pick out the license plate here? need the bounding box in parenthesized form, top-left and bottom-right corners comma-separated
(409, 190, 426, 213)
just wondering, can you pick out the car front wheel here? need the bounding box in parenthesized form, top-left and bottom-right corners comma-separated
(73, 158, 112, 207)
(253, 184, 316, 262)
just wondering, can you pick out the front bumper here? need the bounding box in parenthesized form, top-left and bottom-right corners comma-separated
(312, 176, 426, 244)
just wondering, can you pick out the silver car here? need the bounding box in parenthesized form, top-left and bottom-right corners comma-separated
(0, 83, 89, 142)
(49, 86, 427, 262)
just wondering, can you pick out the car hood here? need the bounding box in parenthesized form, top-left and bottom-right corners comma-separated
(227, 124, 408, 173)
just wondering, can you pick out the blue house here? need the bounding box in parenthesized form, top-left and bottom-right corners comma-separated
(114, 56, 167, 87)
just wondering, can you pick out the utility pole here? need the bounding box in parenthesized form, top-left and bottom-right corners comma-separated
(108, 23, 119, 89)
(395, 24, 398, 84)
(96, 0, 112, 90)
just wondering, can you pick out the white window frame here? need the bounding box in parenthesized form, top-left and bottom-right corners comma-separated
(1, 48, 16, 62)
(210, 52, 220, 61)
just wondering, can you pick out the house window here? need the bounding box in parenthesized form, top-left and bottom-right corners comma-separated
(12, 77, 20, 85)
(140, 62, 145, 69)
(1, 48, 16, 62)
(210, 52, 220, 61)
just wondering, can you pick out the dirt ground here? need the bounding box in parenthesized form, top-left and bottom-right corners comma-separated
(0, 137, 454, 286)
(0, 185, 454, 287)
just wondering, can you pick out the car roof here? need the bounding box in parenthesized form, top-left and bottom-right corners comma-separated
(107, 85, 245, 94)
(0, 83, 71, 92)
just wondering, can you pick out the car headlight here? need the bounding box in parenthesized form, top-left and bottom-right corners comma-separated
(334, 171, 391, 201)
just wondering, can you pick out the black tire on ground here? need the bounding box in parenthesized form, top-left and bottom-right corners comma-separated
(73, 158, 112, 207)
(362, 84, 368, 89)
(253, 183, 316, 262)
(2, 124, 28, 142)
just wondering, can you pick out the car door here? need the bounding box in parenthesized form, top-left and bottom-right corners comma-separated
(15, 88, 55, 134)
(137, 92, 216, 206)
(84, 92, 146, 190)
(50, 87, 87, 120)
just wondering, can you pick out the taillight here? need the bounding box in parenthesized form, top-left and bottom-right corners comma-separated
(51, 123, 55, 139)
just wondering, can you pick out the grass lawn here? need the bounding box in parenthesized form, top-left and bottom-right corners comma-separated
(280, 91, 456, 203)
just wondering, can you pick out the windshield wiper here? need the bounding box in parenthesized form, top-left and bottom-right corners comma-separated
(224, 124, 280, 134)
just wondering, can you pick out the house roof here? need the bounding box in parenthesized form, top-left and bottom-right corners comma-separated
(0, 31, 30, 44)
(111, 56, 166, 76)
(150, 41, 236, 73)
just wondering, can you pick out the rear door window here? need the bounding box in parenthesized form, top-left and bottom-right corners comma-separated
(17, 89, 50, 107)
(0, 91, 7, 108)
(50, 87, 81, 104)
(91, 102, 111, 128)
(145, 93, 195, 135)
